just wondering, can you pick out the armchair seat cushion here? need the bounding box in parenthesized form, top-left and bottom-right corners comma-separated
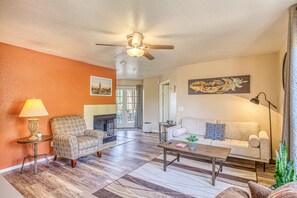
(77, 136, 99, 150)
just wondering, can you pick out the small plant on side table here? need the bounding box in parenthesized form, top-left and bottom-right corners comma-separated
(186, 135, 199, 150)
(272, 140, 297, 189)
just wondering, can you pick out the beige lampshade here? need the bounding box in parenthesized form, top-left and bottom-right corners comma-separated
(19, 98, 48, 117)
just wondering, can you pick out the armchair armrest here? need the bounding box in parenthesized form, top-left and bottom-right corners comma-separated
(53, 134, 79, 159)
(167, 125, 182, 140)
(259, 131, 270, 161)
(84, 130, 104, 140)
(84, 130, 104, 149)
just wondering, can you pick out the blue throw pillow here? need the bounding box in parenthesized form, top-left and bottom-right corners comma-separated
(205, 123, 225, 140)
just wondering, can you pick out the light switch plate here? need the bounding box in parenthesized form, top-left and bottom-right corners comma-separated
(178, 106, 184, 112)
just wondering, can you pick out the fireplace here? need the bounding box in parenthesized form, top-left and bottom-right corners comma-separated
(93, 114, 117, 143)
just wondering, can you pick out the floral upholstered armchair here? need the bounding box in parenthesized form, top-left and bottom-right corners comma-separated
(50, 115, 104, 168)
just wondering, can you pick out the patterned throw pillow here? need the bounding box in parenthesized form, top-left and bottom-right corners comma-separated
(205, 123, 225, 140)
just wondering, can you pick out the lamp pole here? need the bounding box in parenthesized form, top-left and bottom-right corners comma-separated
(250, 92, 277, 164)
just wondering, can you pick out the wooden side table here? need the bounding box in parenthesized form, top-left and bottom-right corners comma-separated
(158, 122, 176, 143)
(17, 135, 52, 174)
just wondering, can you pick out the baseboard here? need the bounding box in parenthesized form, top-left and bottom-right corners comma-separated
(0, 156, 54, 174)
(151, 130, 159, 133)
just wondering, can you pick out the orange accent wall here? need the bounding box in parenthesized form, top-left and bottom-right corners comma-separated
(0, 42, 116, 170)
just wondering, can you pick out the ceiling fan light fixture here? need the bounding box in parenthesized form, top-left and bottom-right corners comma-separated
(131, 32, 143, 47)
(127, 47, 144, 57)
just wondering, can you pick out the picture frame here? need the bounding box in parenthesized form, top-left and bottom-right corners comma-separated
(90, 76, 112, 96)
(188, 75, 250, 95)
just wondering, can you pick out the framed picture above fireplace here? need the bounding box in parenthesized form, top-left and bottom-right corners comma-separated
(90, 76, 112, 96)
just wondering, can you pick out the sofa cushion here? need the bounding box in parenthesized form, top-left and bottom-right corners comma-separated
(182, 117, 198, 134)
(249, 135, 260, 148)
(172, 128, 187, 137)
(182, 117, 217, 136)
(196, 119, 217, 136)
(217, 121, 260, 141)
(173, 134, 213, 145)
(211, 139, 261, 159)
(77, 136, 99, 150)
(205, 123, 225, 140)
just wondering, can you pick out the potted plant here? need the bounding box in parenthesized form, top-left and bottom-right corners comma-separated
(272, 140, 297, 189)
(186, 135, 199, 150)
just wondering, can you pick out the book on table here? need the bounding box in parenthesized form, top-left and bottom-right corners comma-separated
(176, 143, 187, 148)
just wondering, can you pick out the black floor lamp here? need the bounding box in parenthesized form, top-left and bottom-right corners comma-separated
(250, 92, 277, 164)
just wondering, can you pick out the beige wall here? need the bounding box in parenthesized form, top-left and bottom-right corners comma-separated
(143, 76, 160, 131)
(168, 53, 282, 158)
(117, 79, 143, 86)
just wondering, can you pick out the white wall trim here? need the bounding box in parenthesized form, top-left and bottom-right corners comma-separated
(0, 156, 54, 174)
(159, 79, 170, 122)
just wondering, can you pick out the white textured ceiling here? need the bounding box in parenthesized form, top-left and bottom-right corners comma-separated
(0, 0, 296, 79)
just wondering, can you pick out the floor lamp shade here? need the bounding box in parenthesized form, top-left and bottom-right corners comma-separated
(19, 99, 48, 140)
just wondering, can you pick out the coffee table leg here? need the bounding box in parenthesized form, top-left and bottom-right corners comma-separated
(163, 148, 167, 171)
(212, 157, 215, 186)
(177, 152, 180, 162)
(159, 124, 161, 142)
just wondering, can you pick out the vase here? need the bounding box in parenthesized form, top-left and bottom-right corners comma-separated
(188, 142, 197, 150)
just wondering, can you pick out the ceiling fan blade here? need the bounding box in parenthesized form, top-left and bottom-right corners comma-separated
(114, 50, 127, 59)
(143, 51, 155, 60)
(95, 43, 125, 47)
(145, 45, 174, 50)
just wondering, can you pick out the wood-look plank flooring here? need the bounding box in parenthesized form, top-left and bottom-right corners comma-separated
(2, 130, 275, 197)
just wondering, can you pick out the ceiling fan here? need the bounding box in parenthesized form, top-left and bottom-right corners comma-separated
(95, 32, 174, 60)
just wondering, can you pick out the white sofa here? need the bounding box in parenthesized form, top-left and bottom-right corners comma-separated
(167, 117, 270, 162)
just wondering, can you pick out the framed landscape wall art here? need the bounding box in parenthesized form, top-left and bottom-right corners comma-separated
(90, 76, 112, 96)
(188, 75, 250, 95)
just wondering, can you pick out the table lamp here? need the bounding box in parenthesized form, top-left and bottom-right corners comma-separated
(19, 98, 48, 140)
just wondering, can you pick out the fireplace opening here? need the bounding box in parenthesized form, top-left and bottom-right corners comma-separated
(93, 114, 117, 144)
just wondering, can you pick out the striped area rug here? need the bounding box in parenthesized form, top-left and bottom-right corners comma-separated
(93, 154, 255, 198)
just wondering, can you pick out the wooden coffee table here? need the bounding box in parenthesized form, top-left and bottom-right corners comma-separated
(158, 140, 231, 186)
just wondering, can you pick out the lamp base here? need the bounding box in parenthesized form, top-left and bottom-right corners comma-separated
(28, 135, 38, 141)
(27, 118, 39, 141)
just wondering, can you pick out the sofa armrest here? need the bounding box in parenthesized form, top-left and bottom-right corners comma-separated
(84, 130, 104, 148)
(167, 125, 182, 140)
(53, 134, 79, 159)
(259, 131, 270, 161)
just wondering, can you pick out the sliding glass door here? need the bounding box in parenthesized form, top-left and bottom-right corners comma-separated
(116, 88, 137, 128)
